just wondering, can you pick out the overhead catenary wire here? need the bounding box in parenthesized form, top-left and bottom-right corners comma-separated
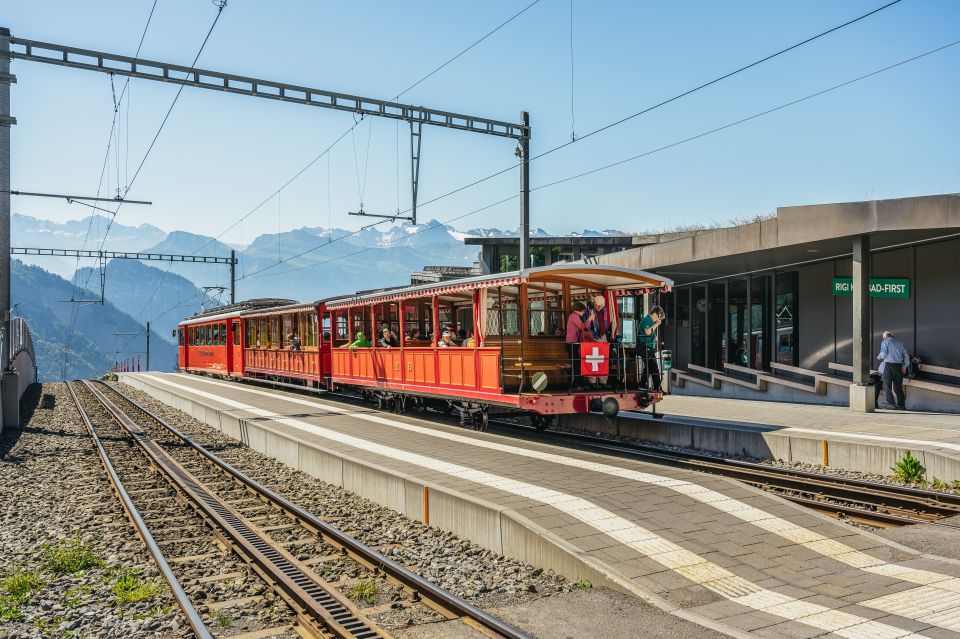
(239, 37, 960, 282)
(238, 0, 906, 283)
(191, 0, 544, 259)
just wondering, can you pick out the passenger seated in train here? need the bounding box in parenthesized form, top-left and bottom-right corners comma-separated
(291, 333, 301, 351)
(464, 330, 476, 348)
(380, 322, 398, 345)
(342, 332, 371, 349)
(437, 331, 456, 347)
(407, 328, 423, 342)
(379, 328, 397, 348)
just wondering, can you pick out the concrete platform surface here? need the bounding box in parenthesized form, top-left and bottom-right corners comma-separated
(562, 394, 960, 482)
(124, 372, 960, 639)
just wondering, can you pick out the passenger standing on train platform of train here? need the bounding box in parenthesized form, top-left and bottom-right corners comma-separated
(291, 333, 301, 351)
(566, 302, 589, 390)
(639, 306, 665, 391)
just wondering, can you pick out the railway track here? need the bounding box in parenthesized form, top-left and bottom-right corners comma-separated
(69, 380, 529, 639)
(487, 418, 960, 528)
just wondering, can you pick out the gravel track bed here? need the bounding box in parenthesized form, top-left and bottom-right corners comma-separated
(0, 383, 189, 639)
(70, 382, 299, 638)
(112, 381, 575, 616)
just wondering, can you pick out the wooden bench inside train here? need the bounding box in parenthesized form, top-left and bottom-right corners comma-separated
(323, 263, 673, 395)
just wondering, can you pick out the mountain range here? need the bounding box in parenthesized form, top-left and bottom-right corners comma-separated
(11, 212, 629, 380)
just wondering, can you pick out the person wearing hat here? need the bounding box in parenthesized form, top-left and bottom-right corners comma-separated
(438, 331, 456, 347)
(379, 327, 397, 348)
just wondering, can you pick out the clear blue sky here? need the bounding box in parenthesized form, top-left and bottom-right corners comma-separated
(5, 0, 959, 242)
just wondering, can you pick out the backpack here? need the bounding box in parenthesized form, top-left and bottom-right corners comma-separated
(908, 354, 922, 380)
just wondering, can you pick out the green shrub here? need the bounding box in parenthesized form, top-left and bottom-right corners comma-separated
(0, 568, 45, 621)
(576, 579, 592, 591)
(41, 535, 104, 574)
(346, 580, 379, 605)
(891, 451, 925, 484)
(111, 569, 164, 606)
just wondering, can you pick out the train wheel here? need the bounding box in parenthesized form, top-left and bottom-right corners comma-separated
(531, 414, 554, 432)
(479, 410, 490, 432)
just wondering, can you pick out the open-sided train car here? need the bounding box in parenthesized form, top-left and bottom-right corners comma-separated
(178, 265, 673, 429)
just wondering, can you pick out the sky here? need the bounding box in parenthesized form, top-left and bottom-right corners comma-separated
(5, 0, 960, 244)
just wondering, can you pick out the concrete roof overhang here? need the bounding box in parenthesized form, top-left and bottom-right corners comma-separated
(598, 194, 960, 286)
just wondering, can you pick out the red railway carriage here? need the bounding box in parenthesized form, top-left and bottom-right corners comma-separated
(241, 301, 328, 387)
(178, 299, 294, 376)
(178, 265, 672, 429)
(323, 264, 672, 426)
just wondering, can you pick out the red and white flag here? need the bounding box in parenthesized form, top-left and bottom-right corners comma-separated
(580, 342, 610, 376)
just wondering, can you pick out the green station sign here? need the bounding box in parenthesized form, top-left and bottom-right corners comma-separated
(832, 277, 910, 299)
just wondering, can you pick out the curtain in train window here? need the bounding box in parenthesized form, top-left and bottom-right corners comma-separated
(305, 312, 318, 348)
(282, 314, 293, 349)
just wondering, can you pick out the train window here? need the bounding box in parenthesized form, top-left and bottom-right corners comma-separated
(205, 325, 211, 346)
(178, 328, 183, 346)
(335, 313, 348, 343)
(220, 323, 226, 345)
(528, 288, 563, 337)
(486, 288, 520, 336)
(258, 318, 267, 348)
(268, 317, 279, 349)
(233, 322, 240, 346)
(211, 325, 218, 346)
(192, 326, 198, 346)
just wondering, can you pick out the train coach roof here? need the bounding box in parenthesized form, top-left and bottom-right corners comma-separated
(180, 298, 297, 325)
(324, 264, 673, 310)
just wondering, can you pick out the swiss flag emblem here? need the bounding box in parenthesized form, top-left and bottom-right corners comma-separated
(581, 342, 610, 376)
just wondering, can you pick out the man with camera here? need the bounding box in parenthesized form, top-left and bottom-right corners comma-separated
(639, 306, 665, 391)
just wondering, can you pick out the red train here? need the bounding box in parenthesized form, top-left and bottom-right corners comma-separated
(178, 264, 672, 429)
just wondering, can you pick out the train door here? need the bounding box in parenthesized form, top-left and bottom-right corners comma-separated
(230, 320, 243, 375)
(177, 325, 187, 370)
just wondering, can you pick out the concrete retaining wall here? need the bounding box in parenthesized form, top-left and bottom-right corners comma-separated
(559, 411, 960, 483)
(120, 374, 620, 595)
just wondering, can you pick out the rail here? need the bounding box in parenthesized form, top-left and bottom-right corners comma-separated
(97, 380, 531, 639)
(65, 382, 213, 639)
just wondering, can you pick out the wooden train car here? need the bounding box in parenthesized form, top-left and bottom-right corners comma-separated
(178, 265, 672, 429)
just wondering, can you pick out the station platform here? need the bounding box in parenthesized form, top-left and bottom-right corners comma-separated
(561, 395, 960, 483)
(122, 372, 960, 639)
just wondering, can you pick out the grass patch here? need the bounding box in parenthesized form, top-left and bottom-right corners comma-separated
(111, 568, 165, 606)
(576, 578, 593, 591)
(0, 568, 45, 621)
(41, 534, 104, 574)
(63, 583, 94, 609)
(891, 451, 925, 484)
(216, 612, 234, 629)
(346, 580, 379, 605)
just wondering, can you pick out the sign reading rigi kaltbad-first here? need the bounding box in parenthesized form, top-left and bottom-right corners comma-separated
(832, 277, 910, 299)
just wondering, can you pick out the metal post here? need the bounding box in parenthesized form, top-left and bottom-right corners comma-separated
(851, 234, 873, 412)
(518, 111, 530, 270)
(852, 235, 871, 385)
(0, 28, 13, 371)
(145, 321, 150, 372)
(229, 249, 236, 304)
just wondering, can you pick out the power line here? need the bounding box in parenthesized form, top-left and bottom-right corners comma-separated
(238, 37, 959, 282)
(192, 0, 543, 262)
(236, 0, 904, 283)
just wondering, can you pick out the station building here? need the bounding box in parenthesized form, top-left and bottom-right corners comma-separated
(464, 194, 960, 412)
(594, 193, 960, 413)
